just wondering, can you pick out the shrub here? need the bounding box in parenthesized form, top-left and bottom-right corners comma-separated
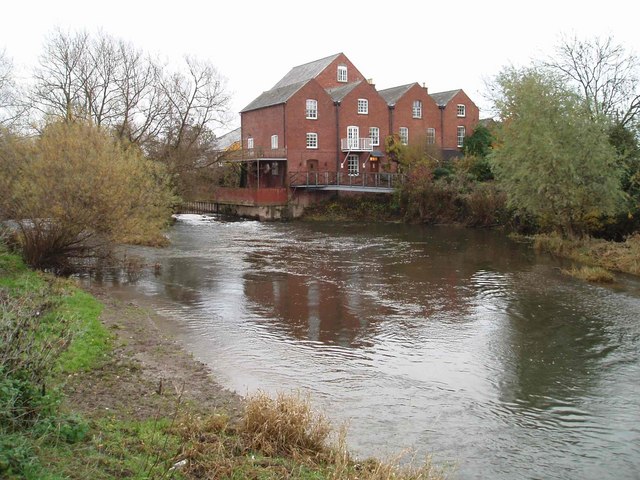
(0, 121, 176, 273)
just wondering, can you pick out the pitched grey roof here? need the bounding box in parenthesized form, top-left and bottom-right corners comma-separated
(326, 81, 362, 102)
(241, 80, 309, 112)
(216, 127, 241, 150)
(378, 83, 416, 106)
(430, 89, 461, 107)
(272, 53, 342, 89)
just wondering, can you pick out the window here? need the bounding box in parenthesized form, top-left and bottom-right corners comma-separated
(247, 137, 254, 149)
(347, 154, 359, 176)
(271, 134, 278, 149)
(306, 99, 318, 119)
(357, 99, 368, 114)
(369, 127, 380, 146)
(412, 100, 422, 118)
(426, 128, 436, 145)
(271, 162, 279, 176)
(457, 104, 466, 117)
(457, 126, 466, 148)
(399, 127, 409, 145)
(306, 132, 318, 149)
(337, 65, 348, 82)
(347, 126, 359, 149)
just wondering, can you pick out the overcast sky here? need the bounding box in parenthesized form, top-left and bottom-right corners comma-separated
(1, 0, 638, 134)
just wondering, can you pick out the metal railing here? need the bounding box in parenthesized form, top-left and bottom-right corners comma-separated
(224, 147, 288, 161)
(340, 138, 373, 152)
(289, 171, 404, 190)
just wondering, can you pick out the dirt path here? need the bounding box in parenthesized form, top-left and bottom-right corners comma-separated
(63, 285, 244, 421)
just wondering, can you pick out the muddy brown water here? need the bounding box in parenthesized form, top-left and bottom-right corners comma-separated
(84, 214, 640, 479)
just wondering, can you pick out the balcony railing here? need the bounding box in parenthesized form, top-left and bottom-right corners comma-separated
(224, 147, 288, 161)
(289, 171, 405, 190)
(341, 137, 372, 152)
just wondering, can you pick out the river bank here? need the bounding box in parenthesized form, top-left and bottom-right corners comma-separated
(62, 284, 243, 422)
(300, 195, 640, 282)
(1, 246, 446, 479)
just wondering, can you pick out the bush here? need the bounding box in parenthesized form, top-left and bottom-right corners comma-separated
(0, 121, 176, 273)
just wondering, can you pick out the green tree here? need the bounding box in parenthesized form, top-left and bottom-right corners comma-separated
(489, 67, 624, 236)
(462, 124, 494, 158)
(0, 120, 176, 273)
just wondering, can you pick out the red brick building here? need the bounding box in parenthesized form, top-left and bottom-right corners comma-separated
(238, 53, 479, 187)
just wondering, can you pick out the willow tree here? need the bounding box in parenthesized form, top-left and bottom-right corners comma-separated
(489, 67, 624, 236)
(0, 120, 176, 273)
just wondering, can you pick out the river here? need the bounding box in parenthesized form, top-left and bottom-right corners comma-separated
(87, 214, 640, 479)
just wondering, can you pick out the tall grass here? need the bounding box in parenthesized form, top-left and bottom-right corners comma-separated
(534, 232, 640, 276)
(172, 390, 448, 480)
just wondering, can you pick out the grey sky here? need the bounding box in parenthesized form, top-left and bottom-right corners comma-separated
(1, 0, 638, 134)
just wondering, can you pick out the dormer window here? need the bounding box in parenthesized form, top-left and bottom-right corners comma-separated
(337, 65, 348, 83)
(457, 104, 466, 117)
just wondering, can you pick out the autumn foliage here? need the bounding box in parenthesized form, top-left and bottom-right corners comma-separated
(0, 120, 176, 273)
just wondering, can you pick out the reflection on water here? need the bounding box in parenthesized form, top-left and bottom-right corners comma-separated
(86, 214, 640, 480)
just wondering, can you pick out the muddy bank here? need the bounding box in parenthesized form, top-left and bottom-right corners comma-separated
(63, 284, 243, 421)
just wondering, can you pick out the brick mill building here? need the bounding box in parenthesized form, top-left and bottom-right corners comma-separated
(210, 53, 479, 219)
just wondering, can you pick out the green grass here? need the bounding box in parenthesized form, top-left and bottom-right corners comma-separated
(0, 246, 113, 479)
(36, 416, 184, 480)
(56, 290, 110, 373)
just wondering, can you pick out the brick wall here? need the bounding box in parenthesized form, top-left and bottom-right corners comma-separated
(439, 90, 480, 153)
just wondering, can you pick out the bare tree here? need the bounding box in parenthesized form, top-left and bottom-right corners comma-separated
(160, 55, 230, 151)
(543, 35, 640, 126)
(112, 40, 168, 146)
(0, 49, 23, 128)
(30, 29, 230, 155)
(149, 56, 231, 194)
(31, 27, 89, 121)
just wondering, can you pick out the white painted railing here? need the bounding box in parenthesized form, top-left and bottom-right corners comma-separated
(341, 137, 373, 151)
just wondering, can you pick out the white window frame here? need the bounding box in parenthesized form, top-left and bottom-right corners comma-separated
(357, 98, 368, 115)
(271, 134, 278, 149)
(426, 128, 436, 145)
(247, 137, 254, 149)
(457, 104, 466, 117)
(306, 99, 318, 119)
(347, 154, 359, 176)
(306, 132, 318, 149)
(337, 65, 348, 82)
(399, 127, 409, 145)
(457, 126, 466, 148)
(347, 125, 359, 149)
(369, 127, 380, 147)
(412, 100, 422, 119)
